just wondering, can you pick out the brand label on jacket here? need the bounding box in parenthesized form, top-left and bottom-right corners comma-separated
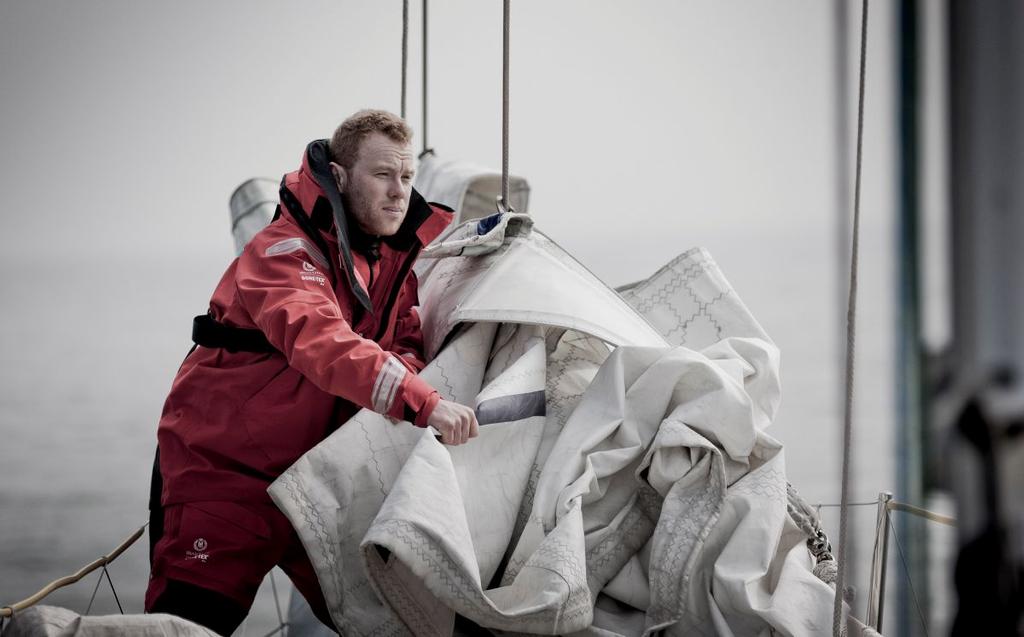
(301, 261, 327, 286)
(185, 537, 210, 562)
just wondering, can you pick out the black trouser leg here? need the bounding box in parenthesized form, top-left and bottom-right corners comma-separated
(148, 579, 249, 637)
(148, 446, 163, 565)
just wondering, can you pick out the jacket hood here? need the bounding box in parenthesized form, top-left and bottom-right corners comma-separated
(282, 139, 453, 313)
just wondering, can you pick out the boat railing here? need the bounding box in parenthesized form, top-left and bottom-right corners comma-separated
(0, 524, 145, 622)
(0, 523, 290, 636)
(813, 491, 956, 634)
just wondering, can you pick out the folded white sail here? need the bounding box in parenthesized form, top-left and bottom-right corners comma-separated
(269, 216, 852, 636)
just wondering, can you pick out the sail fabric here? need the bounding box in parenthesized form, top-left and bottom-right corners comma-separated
(414, 153, 530, 223)
(268, 222, 839, 636)
(228, 178, 278, 256)
(0, 606, 216, 637)
(413, 215, 667, 361)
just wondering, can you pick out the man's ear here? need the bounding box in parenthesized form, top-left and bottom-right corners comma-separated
(329, 161, 347, 192)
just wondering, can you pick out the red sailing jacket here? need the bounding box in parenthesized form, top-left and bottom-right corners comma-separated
(157, 140, 453, 506)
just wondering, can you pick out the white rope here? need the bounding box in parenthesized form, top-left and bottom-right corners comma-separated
(834, 1, 870, 635)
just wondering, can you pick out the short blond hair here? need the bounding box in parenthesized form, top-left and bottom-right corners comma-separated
(329, 109, 412, 168)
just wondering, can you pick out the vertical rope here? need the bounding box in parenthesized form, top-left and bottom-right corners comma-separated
(401, 0, 409, 119)
(832, 0, 856, 589)
(421, 0, 430, 155)
(500, 0, 512, 212)
(833, 1, 870, 635)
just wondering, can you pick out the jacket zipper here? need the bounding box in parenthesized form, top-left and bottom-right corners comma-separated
(373, 247, 419, 342)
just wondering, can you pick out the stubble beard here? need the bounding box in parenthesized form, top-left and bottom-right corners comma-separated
(347, 191, 403, 237)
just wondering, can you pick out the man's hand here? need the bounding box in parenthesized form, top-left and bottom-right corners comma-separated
(426, 399, 479, 445)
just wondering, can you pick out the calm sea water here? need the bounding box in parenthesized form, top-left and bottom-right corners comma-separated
(0, 236, 948, 634)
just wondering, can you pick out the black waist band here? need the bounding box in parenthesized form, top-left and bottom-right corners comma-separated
(192, 314, 276, 354)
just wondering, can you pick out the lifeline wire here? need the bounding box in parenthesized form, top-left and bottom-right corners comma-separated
(85, 570, 104, 615)
(84, 566, 123, 616)
(401, 0, 409, 119)
(500, 0, 512, 211)
(833, 1, 869, 636)
(887, 509, 931, 636)
(104, 566, 124, 615)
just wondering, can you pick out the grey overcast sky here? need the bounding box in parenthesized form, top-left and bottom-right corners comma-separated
(0, 1, 874, 278)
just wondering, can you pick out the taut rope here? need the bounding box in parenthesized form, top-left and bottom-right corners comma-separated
(499, 0, 513, 212)
(834, 0, 870, 635)
(401, 0, 409, 119)
(421, 0, 431, 155)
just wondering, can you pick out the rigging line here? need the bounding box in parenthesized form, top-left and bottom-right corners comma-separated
(814, 501, 878, 508)
(833, 1, 869, 636)
(500, 0, 512, 212)
(401, 0, 409, 119)
(85, 570, 104, 615)
(260, 622, 288, 637)
(421, 0, 430, 155)
(269, 569, 286, 631)
(102, 566, 124, 615)
(886, 509, 931, 636)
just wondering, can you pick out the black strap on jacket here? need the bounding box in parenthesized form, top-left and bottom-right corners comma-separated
(191, 313, 276, 353)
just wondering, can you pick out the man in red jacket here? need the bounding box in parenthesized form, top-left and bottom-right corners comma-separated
(145, 110, 478, 634)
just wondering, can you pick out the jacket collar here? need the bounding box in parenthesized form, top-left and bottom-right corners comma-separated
(285, 140, 453, 312)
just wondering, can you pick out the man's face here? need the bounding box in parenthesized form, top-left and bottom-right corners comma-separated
(331, 132, 415, 237)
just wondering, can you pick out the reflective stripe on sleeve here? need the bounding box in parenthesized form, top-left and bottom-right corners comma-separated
(264, 237, 330, 271)
(372, 356, 407, 414)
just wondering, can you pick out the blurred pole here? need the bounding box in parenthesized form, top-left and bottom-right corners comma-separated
(947, 0, 1024, 634)
(896, 1, 928, 636)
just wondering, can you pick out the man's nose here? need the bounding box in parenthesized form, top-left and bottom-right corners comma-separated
(388, 176, 404, 198)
